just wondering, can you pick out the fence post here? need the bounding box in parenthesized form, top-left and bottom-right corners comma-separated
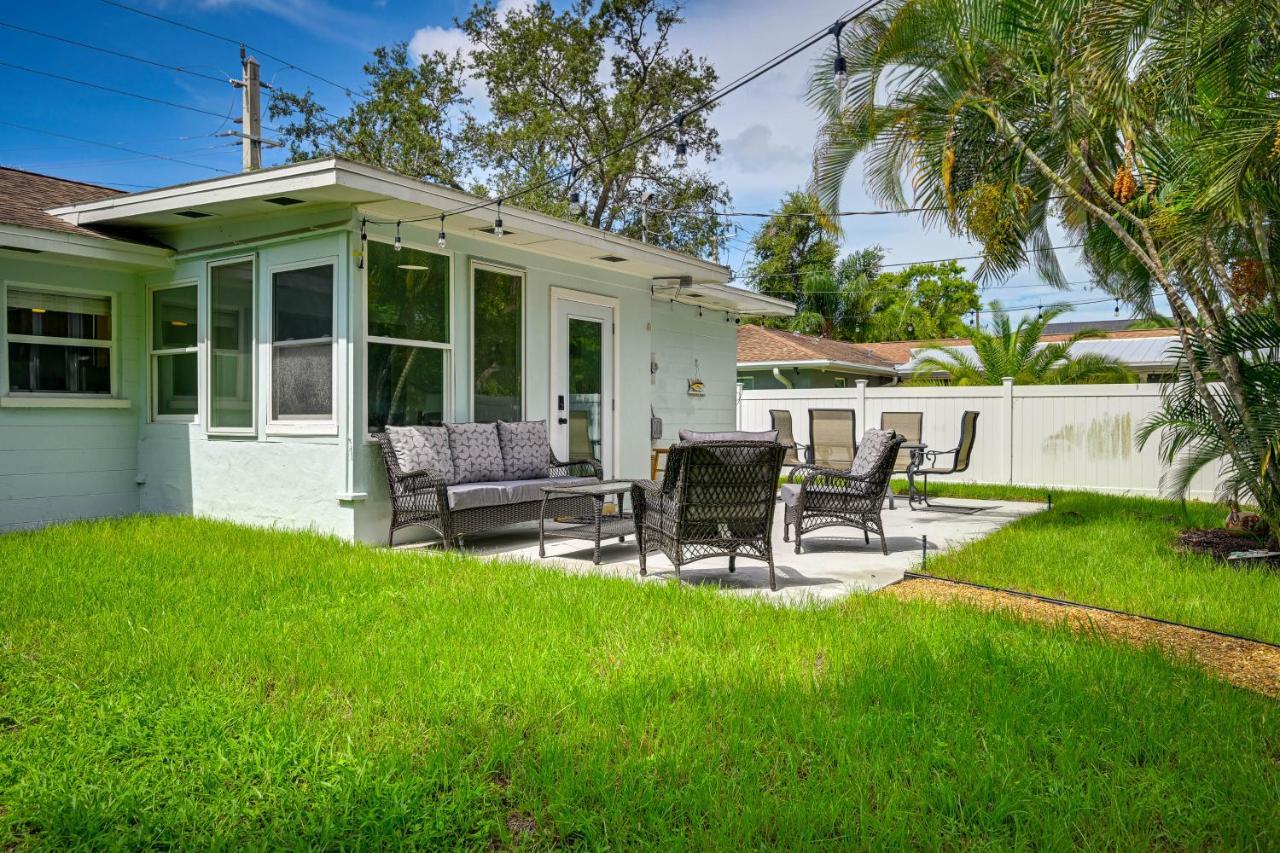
(1001, 376, 1015, 484)
(855, 379, 868, 434)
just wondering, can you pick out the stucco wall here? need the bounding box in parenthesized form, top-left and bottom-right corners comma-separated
(0, 256, 144, 531)
(737, 367, 885, 391)
(649, 302, 738, 443)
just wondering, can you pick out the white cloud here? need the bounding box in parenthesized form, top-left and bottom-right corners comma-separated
(407, 0, 531, 107)
(722, 124, 808, 175)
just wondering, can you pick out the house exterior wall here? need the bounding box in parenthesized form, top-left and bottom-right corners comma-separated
(737, 366, 886, 391)
(0, 256, 145, 530)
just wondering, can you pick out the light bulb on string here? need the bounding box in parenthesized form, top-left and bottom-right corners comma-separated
(673, 115, 688, 169)
(394, 220, 402, 252)
(493, 201, 504, 238)
(437, 215, 447, 250)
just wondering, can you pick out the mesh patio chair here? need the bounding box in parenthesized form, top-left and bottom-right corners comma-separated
(908, 410, 979, 508)
(808, 408, 857, 468)
(632, 440, 787, 590)
(782, 428, 906, 555)
(769, 409, 806, 467)
(880, 411, 923, 509)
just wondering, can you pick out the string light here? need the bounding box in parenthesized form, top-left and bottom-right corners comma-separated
(436, 214, 447, 250)
(394, 220, 402, 251)
(1114, 299, 1120, 317)
(567, 169, 584, 217)
(830, 19, 848, 101)
(357, 218, 367, 270)
(673, 115, 688, 169)
(493, 201, 504, 238)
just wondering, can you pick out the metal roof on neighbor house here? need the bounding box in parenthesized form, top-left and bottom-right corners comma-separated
(896, 334, 1179, 373)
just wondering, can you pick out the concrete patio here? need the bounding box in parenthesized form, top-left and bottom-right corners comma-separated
(423, 496, 1044, 604)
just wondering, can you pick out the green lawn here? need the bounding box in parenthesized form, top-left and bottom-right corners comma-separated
(908, 488, 1280, 644)
(1, 517, 1277, 847)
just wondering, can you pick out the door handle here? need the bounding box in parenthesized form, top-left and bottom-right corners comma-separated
(557, 417, 568, 425)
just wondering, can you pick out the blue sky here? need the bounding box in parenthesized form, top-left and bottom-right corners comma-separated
(0, 0, 1139, 324)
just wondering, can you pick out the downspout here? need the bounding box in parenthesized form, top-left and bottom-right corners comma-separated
(772, 367, 793, 389)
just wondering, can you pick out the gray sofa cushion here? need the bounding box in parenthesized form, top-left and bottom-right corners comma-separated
(445, 476, 599, 510)
(385, 425, 454, 481)
(497, 420, 551, 480)
(677, 428, 779, 443)
(446, 422, 504, 484)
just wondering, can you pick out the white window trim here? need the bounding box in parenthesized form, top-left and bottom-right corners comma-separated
(1, 280, 120, 403)
(206, 255, 257, 437)
(468, 259, 526, 422)
(265, 256, 339, 436)
(361, 235, 454, 437)
(148, 279, 200, 424)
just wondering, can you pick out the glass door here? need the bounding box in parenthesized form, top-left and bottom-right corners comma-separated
(550, 294, 614, 476)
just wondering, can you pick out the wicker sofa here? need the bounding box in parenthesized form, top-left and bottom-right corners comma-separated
(376, 420, 602, 546)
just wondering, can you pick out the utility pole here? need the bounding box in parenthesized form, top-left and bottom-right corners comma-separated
(238, 46, 261, 171)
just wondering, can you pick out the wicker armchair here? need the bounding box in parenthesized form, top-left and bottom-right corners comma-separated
(376, 431, 602, 547)
(632, 440, 787, 590)
(782, 428, 905, 555)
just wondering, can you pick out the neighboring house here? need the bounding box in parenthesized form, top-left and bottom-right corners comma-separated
(870, 328, 1180, 383)
(0, 160, 792, 537)
(735, 324, 899, 389)
(737, 326, 1180, 388)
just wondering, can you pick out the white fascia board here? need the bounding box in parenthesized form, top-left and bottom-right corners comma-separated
(0, 224, 172, 270)
(738, 358, 896, 376)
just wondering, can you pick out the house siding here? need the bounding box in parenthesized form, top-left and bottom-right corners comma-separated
(737, 367, 889, 391)
(0, 256, 144, 531)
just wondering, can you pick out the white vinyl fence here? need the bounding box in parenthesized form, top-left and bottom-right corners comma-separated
(738, 380, 1220, 500)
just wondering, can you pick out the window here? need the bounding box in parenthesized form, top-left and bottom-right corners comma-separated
(833, 376, 847, 388)
(6, 287, 113, 396)
(151, 284, 198, 419)
(271, 262, 335, 424)
(209, 259, 255, 432)
(366, 240, 450, 432)
(737, 375, 754, 390)
(472, 264, 522, 422)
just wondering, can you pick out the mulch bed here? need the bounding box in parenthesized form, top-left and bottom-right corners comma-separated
(884, 577, 1280, 699)
(1175, 528, 1280, 567)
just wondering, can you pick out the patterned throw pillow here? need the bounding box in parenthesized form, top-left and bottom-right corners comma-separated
(497, 420, 551, 480)
(446, 422, 504, 484)
(850, 429, 896, 478)
(386, 425, 454, 482)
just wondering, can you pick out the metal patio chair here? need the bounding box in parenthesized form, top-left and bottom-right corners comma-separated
(782, 428, 906, 555)
(908, 410, 979, 508)
(880, 411, 923, 509)
(807, 408, 857, 469)
(769, 409, 806, 467)
(633, 440, 787, 590)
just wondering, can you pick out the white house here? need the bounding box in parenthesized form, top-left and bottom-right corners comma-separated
(0, 160, 792, 539)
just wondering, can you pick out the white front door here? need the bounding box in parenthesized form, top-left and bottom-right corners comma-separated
(549, 292, 615, 477)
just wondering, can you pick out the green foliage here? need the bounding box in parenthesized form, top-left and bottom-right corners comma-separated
(910, 303, 1137, 385)
(861, 261, 980, 341)
(1, 516, 1277, 846)
(270, 0, 730, 257)
(745, 190, 839, 312)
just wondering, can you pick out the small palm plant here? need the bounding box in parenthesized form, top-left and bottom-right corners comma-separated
(908, 304, 1136, 385)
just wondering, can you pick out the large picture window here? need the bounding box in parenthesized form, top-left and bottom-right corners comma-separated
(366, 240, 450, 432)
(6, 287, 112, 396)
(209, 259, 255, 432)
(471, 264, 523, 422)
(271, 262, 335, 424)
(150, 283, 198, 418)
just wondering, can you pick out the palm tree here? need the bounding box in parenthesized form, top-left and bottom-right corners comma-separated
(809, 0, 1280, 526)
(909, 304, 1136, 386)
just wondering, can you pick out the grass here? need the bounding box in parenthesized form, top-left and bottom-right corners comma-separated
(910, 488, 1280, 644)
(1, 516, 1278, 847)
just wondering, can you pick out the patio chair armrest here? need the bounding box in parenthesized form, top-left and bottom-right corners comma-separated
(631, 479, 664, 522)
(923, 447, 958, 463)
(790, 464, 859, 485)
(550, 454, 603, 480)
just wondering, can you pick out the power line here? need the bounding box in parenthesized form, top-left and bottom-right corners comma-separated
(0, 59, 234, 121)
(364, 0, 888, 229)
(0, 19, 228, 84)
(0, 120, 234, 174)
(731, 243, 1086, 283)
(99, 0, 356, 98)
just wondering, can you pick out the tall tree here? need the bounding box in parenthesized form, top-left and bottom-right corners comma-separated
(790, 246, 884, 340)
(269, 0, 730, 257)
(909, 304, 1136, 385)
(863, 261, 980, 342)
(746, 191, 839, 326)
(809, 0, 1280, 527)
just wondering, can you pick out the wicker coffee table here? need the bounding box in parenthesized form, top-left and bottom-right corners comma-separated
(538, 479, 635, 564)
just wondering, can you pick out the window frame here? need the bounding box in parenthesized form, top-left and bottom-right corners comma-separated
(468, 259, 526, 423)
(148, 279, 200, 423)
(1, 280, 118, 401)
(737, 375, 754, 390)
(833, 376, 847, 389)
(265, 256, 339, 436)
(205, 254, 258, 437)
(361, 235, 453, 437)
